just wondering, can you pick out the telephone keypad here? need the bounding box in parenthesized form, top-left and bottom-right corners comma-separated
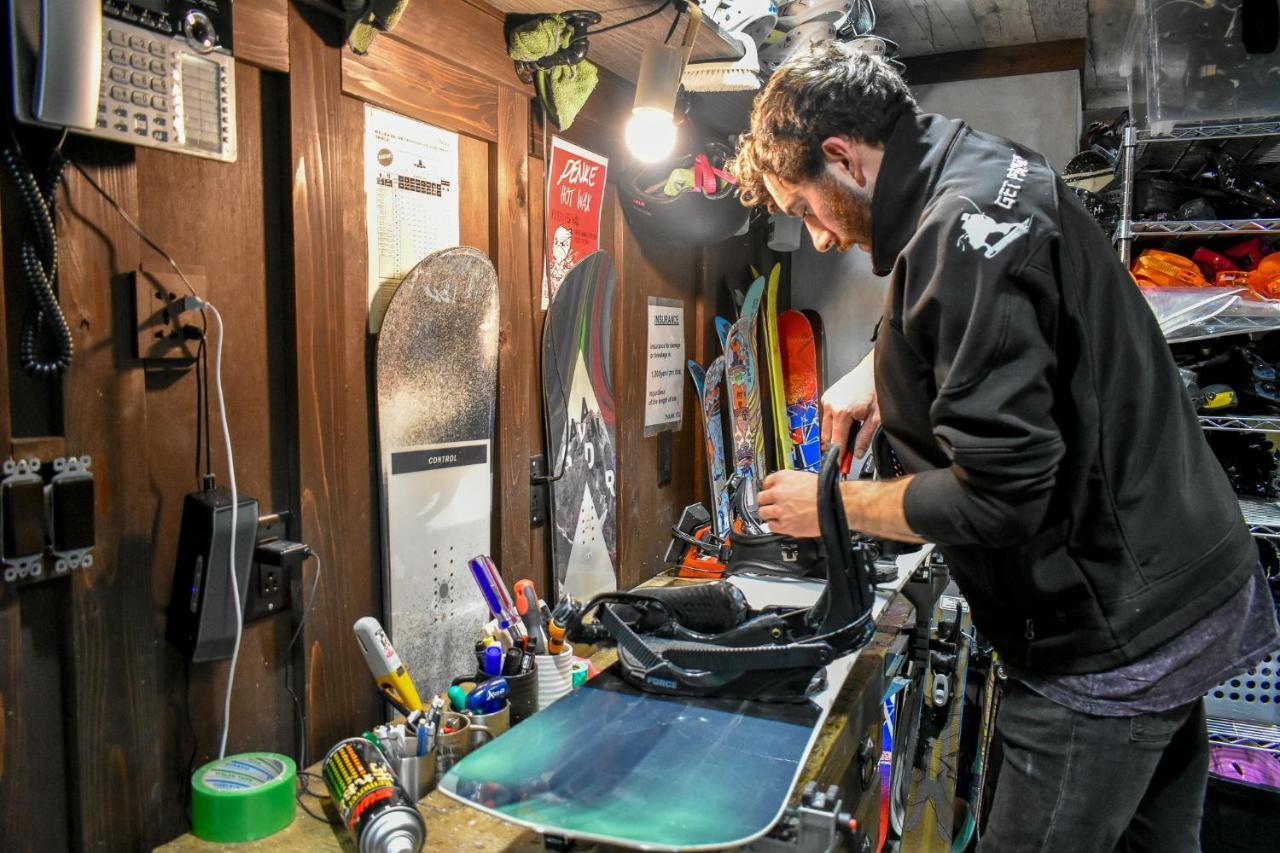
(97, 21, 236, 162)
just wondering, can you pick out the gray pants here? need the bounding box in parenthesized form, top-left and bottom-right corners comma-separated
(980, 681, 1208, 853)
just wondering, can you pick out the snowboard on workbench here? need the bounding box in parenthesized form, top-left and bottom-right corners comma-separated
(688, 356, 732, 540)
(722, 275, 768, 490)
(543, 251, 618, 600)
(375, 246, 497, 700)
(438, 564, 922, 851)
(779, 309, 822, 472)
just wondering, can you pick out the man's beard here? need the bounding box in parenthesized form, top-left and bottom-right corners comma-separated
(822, 173, 873, 252)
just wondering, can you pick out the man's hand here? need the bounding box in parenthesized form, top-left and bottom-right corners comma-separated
(757, 470, 820, 537)
(822, 352, 880, 459)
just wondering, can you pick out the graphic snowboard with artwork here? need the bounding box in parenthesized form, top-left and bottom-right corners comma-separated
(542, 251, 618, 600)
(688, 357, 732, 539)
(779, 309, 822, 472)
(375, 246, 498, 698)
(802, 309, 828, 396)
(721, 275, 768, 489)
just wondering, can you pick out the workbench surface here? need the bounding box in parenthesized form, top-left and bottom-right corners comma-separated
(157, 573, 917, 852)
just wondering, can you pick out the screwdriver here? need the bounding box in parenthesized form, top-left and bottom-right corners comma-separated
(514, 579, 547, 652)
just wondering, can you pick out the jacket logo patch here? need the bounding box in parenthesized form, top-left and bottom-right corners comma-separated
(995, 153, 1030, 209)
(956, 210, 1032, 259)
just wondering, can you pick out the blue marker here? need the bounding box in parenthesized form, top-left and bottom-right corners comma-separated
(466, 677, 510, 715)
(483, 645, 504, 677)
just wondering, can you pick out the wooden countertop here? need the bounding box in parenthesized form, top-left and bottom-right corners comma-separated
(158, 574, 916, 852)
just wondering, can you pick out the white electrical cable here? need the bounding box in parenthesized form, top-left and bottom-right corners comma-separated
(202, 301, 241, 759)
(64, 159, 242, 759)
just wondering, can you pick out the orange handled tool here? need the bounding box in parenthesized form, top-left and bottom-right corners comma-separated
(546, 599, 573, 654)
(839, 420, 863, 476)
(513, 578, 547, 652)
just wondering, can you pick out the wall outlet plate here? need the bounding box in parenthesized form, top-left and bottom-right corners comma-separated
(243, 513, 295, 624)
(132, 264, 206, 363)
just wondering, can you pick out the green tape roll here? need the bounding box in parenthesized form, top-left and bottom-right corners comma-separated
(191, 752, 297, 843)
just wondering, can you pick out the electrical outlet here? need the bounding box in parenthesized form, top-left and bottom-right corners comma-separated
(244, 515, 304, 623)
(244, 561, 289, 622)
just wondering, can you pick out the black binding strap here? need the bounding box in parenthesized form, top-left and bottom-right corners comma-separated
(598, 603, 831, 672)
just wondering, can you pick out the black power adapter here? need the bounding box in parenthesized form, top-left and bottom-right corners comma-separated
(167, 487, 260, 662)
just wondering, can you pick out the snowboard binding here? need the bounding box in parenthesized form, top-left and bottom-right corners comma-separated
(568, 445, 877, 702)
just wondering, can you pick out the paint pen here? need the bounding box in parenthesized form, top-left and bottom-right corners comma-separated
(447, 685, 468, 712)
(501, 647, 523, 676)
(483, 645, 504, 677)
(353, 616, 425, 713)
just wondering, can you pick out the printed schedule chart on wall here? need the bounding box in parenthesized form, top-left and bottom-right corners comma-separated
(364, 105, 461, 333)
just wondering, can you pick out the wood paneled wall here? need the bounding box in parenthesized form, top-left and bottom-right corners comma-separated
(0, 0, 733, 848)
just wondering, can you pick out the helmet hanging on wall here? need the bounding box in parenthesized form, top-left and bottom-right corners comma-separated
(620, 141, 750, 246)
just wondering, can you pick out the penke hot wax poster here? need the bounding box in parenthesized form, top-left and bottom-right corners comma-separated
(542, 137, 608, 309)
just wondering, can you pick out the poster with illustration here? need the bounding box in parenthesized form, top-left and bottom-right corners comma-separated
(542, 137, 608, 308)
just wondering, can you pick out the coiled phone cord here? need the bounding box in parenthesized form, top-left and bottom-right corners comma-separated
(1, 143, 73, 378)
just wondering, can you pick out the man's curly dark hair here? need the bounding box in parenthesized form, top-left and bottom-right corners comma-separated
(732, 44, 918, 212)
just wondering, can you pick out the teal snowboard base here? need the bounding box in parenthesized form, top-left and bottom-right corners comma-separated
(440, 671, 815, 848)
(438, 557, 928, 850)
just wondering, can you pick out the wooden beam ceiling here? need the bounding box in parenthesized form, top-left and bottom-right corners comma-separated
(900, 38, 1087, 85)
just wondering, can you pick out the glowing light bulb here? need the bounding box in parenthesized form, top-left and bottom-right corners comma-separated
(625, 107, 677, 163)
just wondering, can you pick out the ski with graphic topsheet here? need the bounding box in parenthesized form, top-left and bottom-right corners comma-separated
(761, 264, 790, 472)
(375, 246, 498, 700)
(688, 358, 732, 539)
(721, 275, 768, 489)
(542, 251, 618, 601)
(802, 309, 827, 395)
(779, 310, 822, 472)
(715, 316, 732, 351)
(438, 552, 929, 852)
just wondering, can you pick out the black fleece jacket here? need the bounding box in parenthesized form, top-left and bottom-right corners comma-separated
(871, 112, 1256, 674)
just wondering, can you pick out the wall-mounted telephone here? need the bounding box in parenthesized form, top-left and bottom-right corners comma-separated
(9, 0, 237, 162)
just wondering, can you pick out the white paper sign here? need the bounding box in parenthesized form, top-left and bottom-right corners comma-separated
(644, 297, 685, 436)
(364, 105, 460, 333)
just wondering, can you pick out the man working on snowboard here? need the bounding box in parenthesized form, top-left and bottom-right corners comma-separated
(733, 44, 1279, 852)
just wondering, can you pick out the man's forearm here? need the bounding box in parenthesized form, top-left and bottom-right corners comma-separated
(840, 476, 926, 544)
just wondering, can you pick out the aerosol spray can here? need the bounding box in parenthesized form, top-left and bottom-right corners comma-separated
(322, 737, 426, 853)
